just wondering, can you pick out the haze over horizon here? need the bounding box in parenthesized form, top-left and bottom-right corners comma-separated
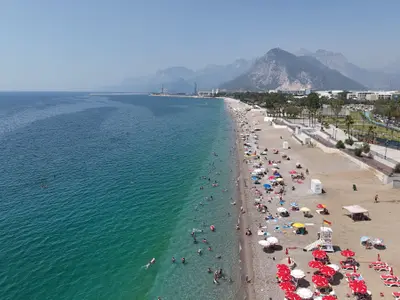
(1, 0, 400, 91)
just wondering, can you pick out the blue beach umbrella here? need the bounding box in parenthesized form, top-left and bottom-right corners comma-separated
(263, 184, 271, 189)
(251, 176, 259, 181)
(274, 174, 281, 178)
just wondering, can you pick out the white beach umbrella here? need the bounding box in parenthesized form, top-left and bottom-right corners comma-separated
(296, 288, 313, 299)
(290, 269, 305, 279)
(300, 207, 310, 212)
(258, 240, 271, 247)
(267, 236, 279, 245)
(327, 264, 340, 272)
(272, 163, 278, 167)
(277, 207, 287, 213)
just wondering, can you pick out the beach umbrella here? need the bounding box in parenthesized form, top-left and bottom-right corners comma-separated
(277, 268, 291, 275)
(292, 222, 305, 228)
(279, 282, 296, 292)
(289, 170, 297, 174)
(285, 292, 301, 300)
(296, 288, 314, 299)
(300, 207, 310, 212)
(341, 249, 355, 257)
(263, 184, 271, 189)
(316, 204, 326, 209)
(276, 178, 284, 182)
(267, 236, 279, 245)
(277, 273, 292, 281)
(319, 266, 336, 277)
(271, 168, 278, 172)
(312, 250, 327, 259)
(258, 240, 271, 247)
(268, 176, 275, 180)
(360, 236, 370, 243)
(277, 264, 290, 270)
(312, 275, 329, 287)
(277, 207, 287, 213)
(274, 174, 281, 177)
(322, 296, 337, 300)
(308, 261, 324, 269)
(290, 202, 298, 207)
(349, 282, 367, 294)
(327, 264, 340, 272)
(291, 269, 305, 279)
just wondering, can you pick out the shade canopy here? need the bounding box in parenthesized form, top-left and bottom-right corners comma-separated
(296, 288, 314, 299)
(342, 205, 368, 214)
(267, 236, 279, 245)
(285, 292, 302, 300)
(319, 266, 336, 277)
(279, 282, 296, 292)
(312, 250, 327, 259)
(312, 275, 329, 287)
(292, 223, 305, 228)
(341, 249, 355, 257)
(291, 269, 305, 279)
(308, 261, 324, 269)
(300, 207, 310, 212)
(258, 240, 271, 247)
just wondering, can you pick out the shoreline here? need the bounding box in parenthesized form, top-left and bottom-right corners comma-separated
(225, 98, 256, 300)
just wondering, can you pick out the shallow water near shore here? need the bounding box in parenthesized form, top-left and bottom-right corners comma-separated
(0, 93, 240, 300)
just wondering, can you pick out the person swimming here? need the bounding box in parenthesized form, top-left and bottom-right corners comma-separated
(197, 249, 202, 255)
(172, 257, 175, 263)
(181, 257, 186, 264)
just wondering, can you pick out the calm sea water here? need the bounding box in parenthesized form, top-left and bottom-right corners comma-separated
(0, 93, 240, 300)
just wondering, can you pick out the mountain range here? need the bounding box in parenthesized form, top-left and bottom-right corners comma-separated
(109, 48, 400, 92)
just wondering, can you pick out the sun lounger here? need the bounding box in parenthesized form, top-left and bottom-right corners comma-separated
(345, 273, 360, 278)
(375, 265, 391, 272)
(381, 275, 399, 281)
(370, 261, 387, 267)
(341, 264, 357, 271)
(385, 281, 400, 287)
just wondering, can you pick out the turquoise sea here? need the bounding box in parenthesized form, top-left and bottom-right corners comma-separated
(0, 93, 240, 300)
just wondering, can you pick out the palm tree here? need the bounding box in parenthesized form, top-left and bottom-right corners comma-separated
(344, 115, 354, 138)
(367, 125, 376, 143)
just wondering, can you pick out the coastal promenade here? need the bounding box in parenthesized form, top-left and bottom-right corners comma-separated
(226, 98, 399, 300)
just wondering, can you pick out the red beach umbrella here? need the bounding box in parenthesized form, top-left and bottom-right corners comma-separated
(285, 292, 302, 300)
(341, 249, 355, 257)
(269, 176, 275, 180)
(277, 268, 291, 276)
(319, 266, 336, 277)
(322, 296, 337, 300)
(312, 250, 327, 259)
(289, 170, 297, 174)
(277, 264, 290, 270)
(312, 275, 329, 287)
(277, 273, 292, 281)
(350, 282, 367, 294)
(308, 261, 324, 269)
(316, 204, 326, 209)
(279, 281, 296, 292)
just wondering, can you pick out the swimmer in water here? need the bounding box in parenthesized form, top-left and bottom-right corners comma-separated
(197, 249, 202, 255)
(181, 257, 186, 264)
(172, 257, 175, 263)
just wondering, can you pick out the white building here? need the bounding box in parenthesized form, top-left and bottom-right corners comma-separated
(347, 91, 396, 101)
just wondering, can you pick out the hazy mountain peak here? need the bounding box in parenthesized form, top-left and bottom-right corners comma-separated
(220, 48, 366, 91)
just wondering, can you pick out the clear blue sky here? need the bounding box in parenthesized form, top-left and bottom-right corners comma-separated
(1, 0, 399, 90)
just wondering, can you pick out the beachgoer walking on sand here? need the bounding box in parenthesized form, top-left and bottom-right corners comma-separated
(375, 194, 379, 203)
(245, 275, 251, 283)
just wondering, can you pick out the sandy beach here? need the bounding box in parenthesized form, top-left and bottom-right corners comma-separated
(225, 97, 400, 300)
